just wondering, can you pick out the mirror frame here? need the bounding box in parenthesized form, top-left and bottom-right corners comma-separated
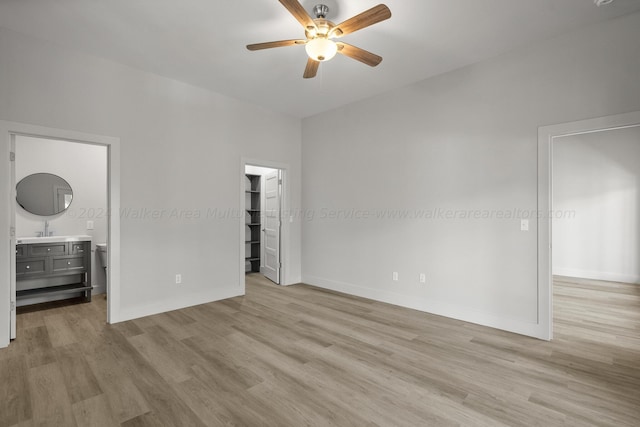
(16, 172, 74, 216)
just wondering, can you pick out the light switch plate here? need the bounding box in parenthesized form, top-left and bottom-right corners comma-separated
(86, 220, 94, 230)
(520, 219, 529, 231)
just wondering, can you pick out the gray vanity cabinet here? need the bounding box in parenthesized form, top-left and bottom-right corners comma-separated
(16, 240, 92, 306)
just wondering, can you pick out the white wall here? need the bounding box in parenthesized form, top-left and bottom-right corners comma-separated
(301, 12, 640, 337)
(15, 135, 108, 295)
(553, 126, 640, 284)
(0, 27, 302, 326)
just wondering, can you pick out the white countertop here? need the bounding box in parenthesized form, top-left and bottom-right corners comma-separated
(16, 235, 92, 244)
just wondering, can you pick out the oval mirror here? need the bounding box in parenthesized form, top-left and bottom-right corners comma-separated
(16, 173, 73, 216)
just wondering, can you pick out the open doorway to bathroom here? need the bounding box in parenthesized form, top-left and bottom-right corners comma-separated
(1, 120, 120, 348)
(12, 135, 108, 335)
(243, 163, 284, 288)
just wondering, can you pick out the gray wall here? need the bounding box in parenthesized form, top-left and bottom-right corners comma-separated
(553, 126, 640, 284)
(301, 12, 640, 336)
(0, 27, 302, 323)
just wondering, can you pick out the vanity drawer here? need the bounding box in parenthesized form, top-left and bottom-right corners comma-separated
(70, 242, 89, 255)
(29, 243, 68, 257)
(16, 258, 47, 276)
(52, 256, 86, 273)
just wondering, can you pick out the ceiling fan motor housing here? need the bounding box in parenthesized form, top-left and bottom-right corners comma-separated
(313, 4, 330, 18)
(305, 18, 335, 39)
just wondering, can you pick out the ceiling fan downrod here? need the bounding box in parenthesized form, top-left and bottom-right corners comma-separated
(313, 4, 329, 19)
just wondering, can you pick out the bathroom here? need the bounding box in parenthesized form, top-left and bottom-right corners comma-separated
(14, 135, 108, 308)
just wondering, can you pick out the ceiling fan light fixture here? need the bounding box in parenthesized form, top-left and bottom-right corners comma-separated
(305, 37, 337, 61)
(246, 1, 391, 78)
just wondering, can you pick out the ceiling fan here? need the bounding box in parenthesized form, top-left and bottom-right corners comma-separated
(247, 0, 391, 78)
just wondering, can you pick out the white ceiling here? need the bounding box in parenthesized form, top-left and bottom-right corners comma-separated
(1, 0, 639, 118)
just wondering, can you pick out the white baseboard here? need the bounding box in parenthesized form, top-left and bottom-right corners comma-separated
(553, 267, 640, 284)
(302, 275, 547, 340)
(115, 287, 242, 323)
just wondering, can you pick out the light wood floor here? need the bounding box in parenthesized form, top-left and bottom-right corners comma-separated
(1, 275, 639, 426)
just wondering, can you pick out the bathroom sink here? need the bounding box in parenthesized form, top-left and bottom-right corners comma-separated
(16, 235, 92, 244)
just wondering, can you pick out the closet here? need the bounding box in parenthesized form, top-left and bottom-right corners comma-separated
(245, 174, 261, 273)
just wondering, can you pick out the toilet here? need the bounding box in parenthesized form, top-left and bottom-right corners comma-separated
(96, 243, 107, 269)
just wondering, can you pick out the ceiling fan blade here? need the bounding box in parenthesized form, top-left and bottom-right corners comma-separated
(330, 4, 391, 38)
(246, 40, 306, 51)
(303, 58, 320, 78)
(336, 42, 382, 67)
(279, 0, 317, 31)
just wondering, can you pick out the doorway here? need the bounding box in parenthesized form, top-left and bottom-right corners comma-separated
(537, 111, 640, 340)
(242, 161, 287, 288)
(13, 134, 108, 307)
(0, 121, 121, 348)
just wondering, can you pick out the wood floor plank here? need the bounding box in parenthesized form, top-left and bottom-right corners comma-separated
(54, 343, 103, 404)
(82, 339, 151, 424)
(463, 391, 567, 427)
(143, 311, 197, 341)
(127, 326, 196, 384)
(15, 309, 46, 332)
(43, 313, 78, 348)
(99, 328, 207, 427)
(529, 388, 640, 427)
(181, 334, 265, 391)
(71, 394, 120, 427)
(26, 362, 77, 427)
(175, 364, 283, 427)
(1, 274, 639, 426)
(21, 326, 56, 369)
(111, 319, 145, 338)
(299, 349, 468, 426)
(0, 356, 32, 426)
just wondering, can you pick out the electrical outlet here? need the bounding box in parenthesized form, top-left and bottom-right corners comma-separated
(392, 272, 399, 281)
(175, 274, 182, 284)
(520, 219, 529, 231)
(419, 273, 426, 283)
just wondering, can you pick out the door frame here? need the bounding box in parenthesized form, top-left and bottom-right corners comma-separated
(537, 110, 640, 341)
(240, 158, 289, 291)
(0, 121, 121, 348)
